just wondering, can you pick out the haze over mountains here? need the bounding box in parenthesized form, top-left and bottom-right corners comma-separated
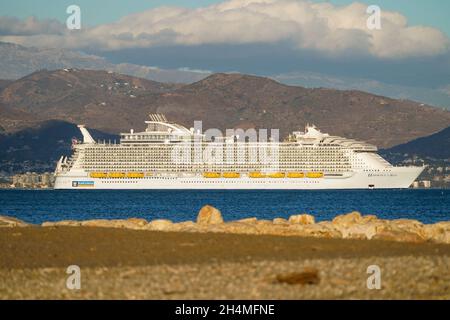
(1, 41, 449, 109)
(0, 42, 209, 83)
(1, 69, 450, 150)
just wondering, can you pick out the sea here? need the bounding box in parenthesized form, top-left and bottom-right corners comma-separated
(0, 189, 449, 225)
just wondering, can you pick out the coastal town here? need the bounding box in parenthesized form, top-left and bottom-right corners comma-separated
(0, 172, 55, 189)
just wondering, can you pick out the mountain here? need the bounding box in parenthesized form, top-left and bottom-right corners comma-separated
(1, 70, 450, 149)
(0, 80, 13, 91)
(0, 68, 181, 133)
(0, 41, 209, 83)
(0, 120, 118, 174)
(0, 42, 108, 80)
(2, 41, 450, 109)
(273, 71, 450, 110)
(384, 126, 450, 160)
(143, 73, 450, 148)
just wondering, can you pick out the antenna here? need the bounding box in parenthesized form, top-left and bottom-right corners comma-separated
(149, 113, 168, 122)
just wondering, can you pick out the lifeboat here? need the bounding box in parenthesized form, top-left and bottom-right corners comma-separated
(108, 172, 126, 178)
(287, 172, 304, 178)
(90, 172, 107, 178)
(203, 172, 221, 178)
(223, 172, 240, 178)
(249, 172, 266, 178)
(306, 172, 324, 178)
(267, 172, 285, 178)
(127, 172, 145, 178)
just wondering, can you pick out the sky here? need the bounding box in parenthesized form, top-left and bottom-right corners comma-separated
(1, 0, 449, 36)
(0, 0, 449, 107)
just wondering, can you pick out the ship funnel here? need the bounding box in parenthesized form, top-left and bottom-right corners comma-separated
(77, 125, 96, 144)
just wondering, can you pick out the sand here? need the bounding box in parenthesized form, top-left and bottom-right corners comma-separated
(1, 226, 449, 299)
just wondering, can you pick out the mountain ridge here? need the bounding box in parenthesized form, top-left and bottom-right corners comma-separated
(1, 69, 450, 149)
(385, 126, 450, 160)
(0, 120, 119, 174)
(0, 41, 210, 83)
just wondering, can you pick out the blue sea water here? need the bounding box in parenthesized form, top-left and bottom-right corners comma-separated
(0, 189, 448, 225)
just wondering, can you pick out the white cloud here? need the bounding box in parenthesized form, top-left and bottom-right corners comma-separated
(177, 67, 212, 74)
(0, 0, 449, 59)
(0, 16, 63, 36)
(439, 85, 450, 96)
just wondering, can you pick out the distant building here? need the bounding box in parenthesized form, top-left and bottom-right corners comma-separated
(422, 180, 431, 188)
(11, 172, 55, 189)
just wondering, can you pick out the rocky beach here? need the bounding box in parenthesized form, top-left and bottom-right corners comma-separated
(1, 205, 450, 299)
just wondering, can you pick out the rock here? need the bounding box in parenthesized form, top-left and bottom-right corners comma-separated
(81, 219, 117, 228)
(332, 212, 362, 226)
(79, 219, 148, 230)
(360, 215, 379, 223)
(42, 220, 82, 227)
(328, 213, 382, 240)
(424, 222, 450, 244)
(127, 218, 148, 227)
(172, 221, 199, 232)
(147, 219, 174, 231)
(43, 218, 148, 229)
(256, 219, 273, 225)
(299, 223, 342, 238)
(275, 268, 320, 285)
(0, 216, 31, 227)
(332, 216, 427, 242)
(32, 209, 450, 245)
(372, 229, 426, 243)
(209, 222, 259, 235)
(273, 218, 289, 225)
(288, 214, 315, 225)
(255, 223, 298, 236)
(339, 222, 383, 240)
(55, 220, 81, 227)
(388, 219, 427, 240)
(237, 217, 258, 224)
(196, 205, 224, 225)
(41, 222, 54, 227)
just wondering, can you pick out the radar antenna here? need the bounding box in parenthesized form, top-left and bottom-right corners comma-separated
(149, 113, 168, 122)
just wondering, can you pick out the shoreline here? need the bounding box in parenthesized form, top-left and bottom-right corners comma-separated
(1, 226, 450, 299)
(1, 206, 450, 299)
(2, 205, 449, 244)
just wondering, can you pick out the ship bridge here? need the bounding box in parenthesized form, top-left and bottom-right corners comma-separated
(290, 125, 378, 152)
(120, 114, 194, 143)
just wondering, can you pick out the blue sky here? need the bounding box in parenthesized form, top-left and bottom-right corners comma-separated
(1, 0, 450, 36)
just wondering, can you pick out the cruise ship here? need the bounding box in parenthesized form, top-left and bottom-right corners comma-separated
(54, 114, 424, 189)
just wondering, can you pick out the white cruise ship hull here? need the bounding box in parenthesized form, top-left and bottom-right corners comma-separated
(54, 167, 423, 190)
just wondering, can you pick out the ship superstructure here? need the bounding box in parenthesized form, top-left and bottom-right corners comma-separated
(54, 114, 424, 189)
